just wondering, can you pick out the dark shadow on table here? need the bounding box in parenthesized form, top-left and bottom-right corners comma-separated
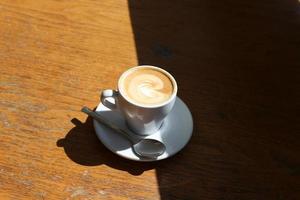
(128, 0, 300, 199)
(57, 115, 156, 175)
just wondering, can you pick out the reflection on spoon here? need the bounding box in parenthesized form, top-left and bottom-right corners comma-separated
(81, 107, 166, 159)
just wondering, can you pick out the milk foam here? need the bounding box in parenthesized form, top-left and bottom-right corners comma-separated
(121, 68, 173, 106)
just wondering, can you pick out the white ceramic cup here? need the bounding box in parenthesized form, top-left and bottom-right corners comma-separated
(101, 65, 178, 136)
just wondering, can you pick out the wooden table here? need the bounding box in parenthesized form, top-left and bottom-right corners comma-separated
(0, 0, 299, 199)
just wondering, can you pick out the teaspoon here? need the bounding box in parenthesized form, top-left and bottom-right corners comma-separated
(81, 107, 166, 159)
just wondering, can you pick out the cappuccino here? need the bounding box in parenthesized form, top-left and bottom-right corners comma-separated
(120, 67, 174, 106)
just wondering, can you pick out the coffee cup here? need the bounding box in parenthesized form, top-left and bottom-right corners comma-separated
(101, 65, 177, 136)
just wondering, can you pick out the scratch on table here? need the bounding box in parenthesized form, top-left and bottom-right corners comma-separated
(0, 168, 14, 177)
(81, 170, 93, 182)
(0, 113, 11, 128)
(23, 102, 48, 113)
(0, 100, 48, 113)
(19, 118, 65, 133)
(82, 170, 89, 177)
(66, 186, 88, 198)
(17, 179, 33, 188)
(0, 81, 22, 95)
(64, 75, 81, 87)
(97, 190, 106, 195)
(0, 82, 18, 87)
(36, 191, 47, 200)
(51, 174, 63, 181)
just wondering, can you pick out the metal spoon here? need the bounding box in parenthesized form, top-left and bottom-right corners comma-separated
(81, 107, 166, 158)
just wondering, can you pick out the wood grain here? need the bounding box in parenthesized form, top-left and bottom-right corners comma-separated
(0, 0, 300, 199)
(0, 1, 157, 199)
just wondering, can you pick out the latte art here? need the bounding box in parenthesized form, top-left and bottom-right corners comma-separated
(130, 75, 167, 102)
(120, 68, 174, 106)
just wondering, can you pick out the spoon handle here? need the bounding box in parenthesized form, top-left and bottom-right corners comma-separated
(81, 106, 136, 144)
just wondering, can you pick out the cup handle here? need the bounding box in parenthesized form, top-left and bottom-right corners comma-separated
(100, 89, 119, 110)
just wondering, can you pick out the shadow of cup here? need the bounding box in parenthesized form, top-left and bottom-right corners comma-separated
(57, 116, 157, 175)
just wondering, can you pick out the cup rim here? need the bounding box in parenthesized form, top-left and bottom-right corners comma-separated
(118, 65, 178, 108)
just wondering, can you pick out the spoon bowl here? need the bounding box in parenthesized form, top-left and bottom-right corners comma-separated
(133, 139, 166, 158)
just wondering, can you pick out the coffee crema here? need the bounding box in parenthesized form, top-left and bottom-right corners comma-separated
(120, 68, 174, 106)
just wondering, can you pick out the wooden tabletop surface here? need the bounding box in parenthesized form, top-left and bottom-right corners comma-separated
(0, 0, 299, 199)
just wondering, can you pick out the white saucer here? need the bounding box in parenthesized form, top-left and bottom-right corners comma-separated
(93, 97, 193, 162)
